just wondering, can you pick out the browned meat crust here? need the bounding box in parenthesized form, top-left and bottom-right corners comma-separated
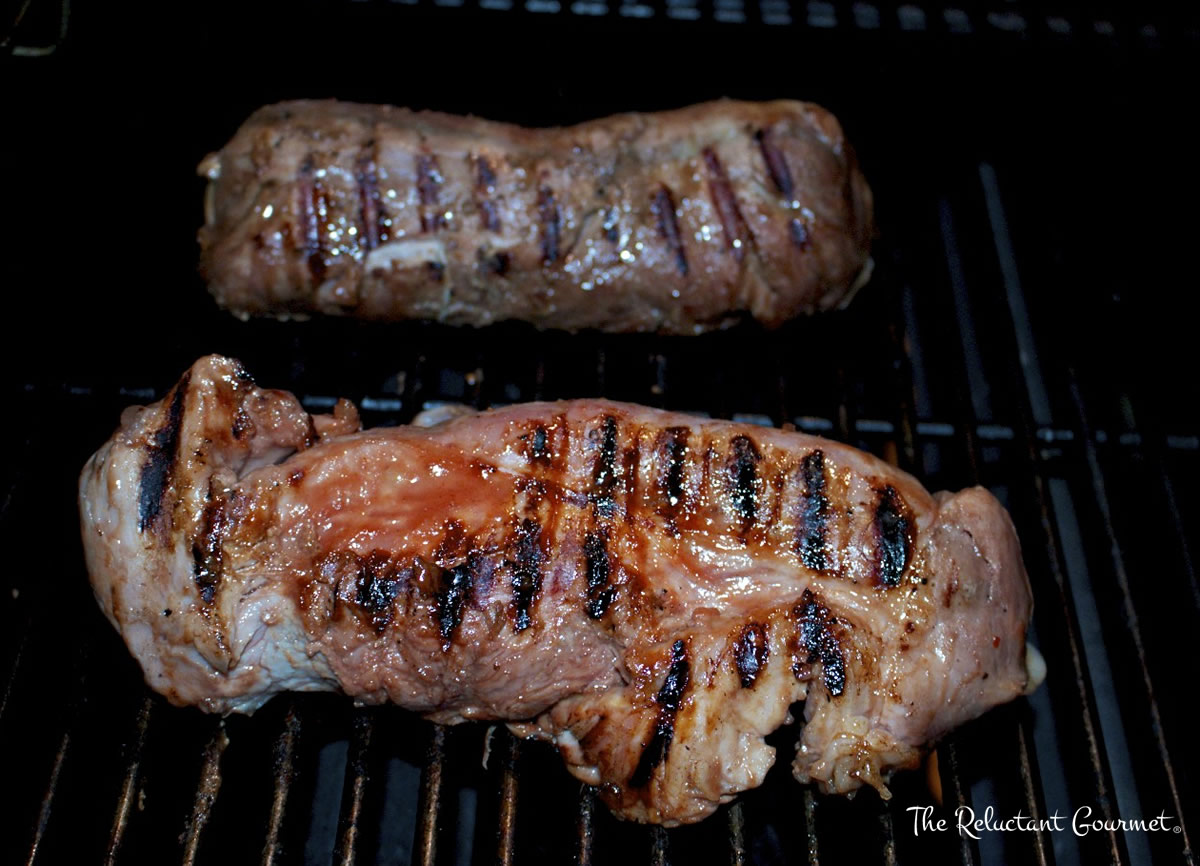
(80, 356, 1031, 824)
(198, 100, 874, 333)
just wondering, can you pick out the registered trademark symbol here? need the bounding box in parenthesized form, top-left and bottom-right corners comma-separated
(1174, 826, 1181, 834)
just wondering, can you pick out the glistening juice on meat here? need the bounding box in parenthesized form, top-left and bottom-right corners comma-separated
(79, 356, 1036, 825)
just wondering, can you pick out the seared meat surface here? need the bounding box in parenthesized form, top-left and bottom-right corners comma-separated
(198, 100, 874, 334)
(80, 356, 1032, 824)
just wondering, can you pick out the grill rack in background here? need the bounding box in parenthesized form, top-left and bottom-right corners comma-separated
(3, 2, 1198, 864)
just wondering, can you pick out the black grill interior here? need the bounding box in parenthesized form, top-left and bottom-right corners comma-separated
(3, 2, 1197, 864)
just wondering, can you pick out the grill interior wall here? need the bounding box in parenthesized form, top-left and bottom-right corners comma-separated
(2, 3, 1197, 864)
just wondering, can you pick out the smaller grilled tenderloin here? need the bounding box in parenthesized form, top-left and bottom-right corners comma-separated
(199, 100, 874, 333)
(80, 356, 1037, 826)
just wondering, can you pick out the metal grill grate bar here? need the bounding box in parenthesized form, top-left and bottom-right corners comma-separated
(181, 723, 230, 866)
(414, 724, 446, 866)
(105, 696, 154, 866)
(334, 711, 376, 865)
(494, 729, 521, 866)
(575, 784, 595, 866)
(260, 701, 303, 866)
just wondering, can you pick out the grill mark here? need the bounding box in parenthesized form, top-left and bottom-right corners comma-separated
(538, 187, 561, 264)
(591, 415, 619, 517)
(754, 129, 794, 199)
(734, 623, 769, 688)
(297, 158, 327, 281)
(794, 589, 845, 697)
(526, 425, 551, 463)
(510, 518, 543, 631)
(476, 156, 501, 232)
(192, 494, 228, 604)
(356, 145, 381, 251)
(789, 217, 811, 251)
(353, 551, 404, 633)
(629, 639, 690, 788)
(480, 250, 510, 275)
(702, 147, 752, 263)
(417, 154, 444, 233)
(435, 551, 479, 647)
(797, 450, 830, 571)
(603, 208, 620, 243)
(651, 186, 688, 276)
(654, 427, 689, 533)
(728, 435, 762, 526)
(873, 485, 914, 587)
(138, 373, 190, 531)
(583, 529, 615, 619)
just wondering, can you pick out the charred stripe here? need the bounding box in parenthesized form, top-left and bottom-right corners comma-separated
(729, 435, 762, 526)
(660, 426, 689, 510)
(795, 589, 845, 697)
(652, 186, 688, 276)
(789, 217, 811, 251)
(629, 639, 690, 788)
(356, 551, 402, 633)
(583, 529, 615, 619)
(417, 154, 444, 233)
(511, 518, 543, 631)
(702, 147, 753, 263)
(735, 623, 769, 688)
(591, 415, 619, 517)
(476, 156, 501, 232)
(797, 450, 830, 571)
(436, 551, 479, 647)
(297, 158, 327, 282)
(356, 146, 381, 251)
(539, 187, 561, 264)
(138, 373, 191, 531)
(755, 129, 794, 199)
(192, 492, 228, 604)
(873, 485, 913, 587)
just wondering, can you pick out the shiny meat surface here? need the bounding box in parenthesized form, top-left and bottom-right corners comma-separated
(198, 100, 874, 334)
(80, 356, 1032, 824)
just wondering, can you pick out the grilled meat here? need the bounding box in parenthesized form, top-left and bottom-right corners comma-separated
(198, 100, 874, 334)
(80, 356, 1033, 824)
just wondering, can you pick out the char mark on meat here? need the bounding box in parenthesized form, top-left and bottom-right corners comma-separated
(297, 158, 327, 281)
(591, 415, 619, 517)
(138, 373, 191, 531)
(789, 217, 810, 251)
(702, 147, 753, 263)
(476, 156, 501, 232)
(797, 450, 830, 571)
(526, 425, 551, 463)
(630, 639, 691, 787)
(583, 529, 615, 619)
(754, 129, 794, 199)
(603, 208, 620, 243)
(734, 623, 769, 688)
(510, 518, 543, 631)
(356, 146, 381, 251)
(651, 186, 688, 276)
(658, 426, 689, 512)
(873, 485, 913, 587)
(728, 435, 762, 527)
(417, 154, 444, 233)
(192, 494, 228, 603)
(539, 187, 561, 264)
(356, 551, 403, 633)
(436, 551, 479, 647)
(794, 589, 845, 697)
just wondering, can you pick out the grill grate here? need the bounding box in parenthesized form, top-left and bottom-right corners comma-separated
(3, 3, 1199, 864)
